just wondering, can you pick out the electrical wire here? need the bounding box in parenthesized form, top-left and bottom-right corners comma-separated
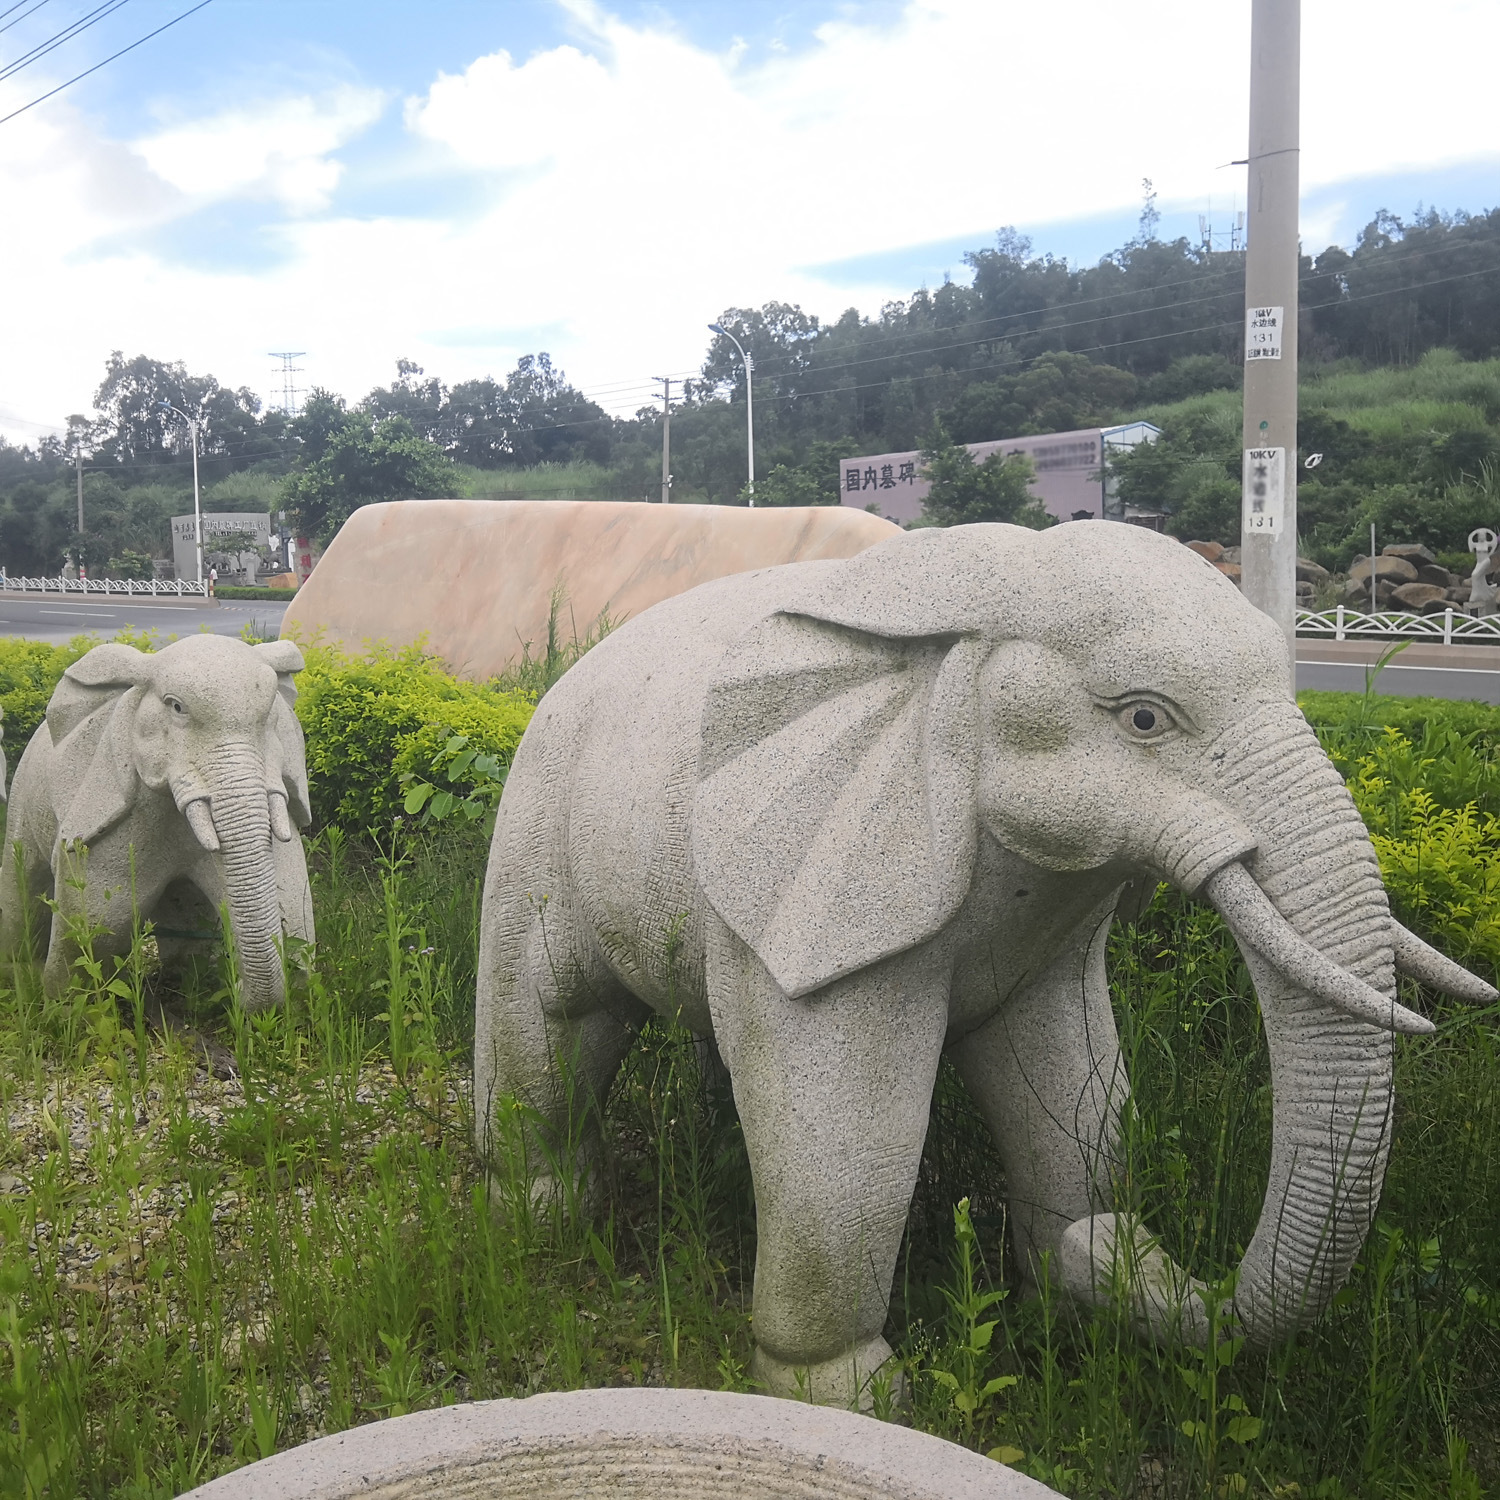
(20, 249, 1500, 468)
(0, 0, 130, 83)
(0, 0, 210, 126)
(0, 0, 52, 40)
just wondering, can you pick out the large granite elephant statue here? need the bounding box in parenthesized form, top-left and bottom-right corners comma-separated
(0, 635, 314, 1010)
(474, 521, 1494, 1406)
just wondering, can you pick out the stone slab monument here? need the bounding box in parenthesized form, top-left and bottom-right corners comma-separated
(279, 501, 899, 679)
(475, 520, 1495, 1408)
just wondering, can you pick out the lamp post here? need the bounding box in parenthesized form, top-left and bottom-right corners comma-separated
(708, 322, 755, 505)
(160, 401, 203, 584)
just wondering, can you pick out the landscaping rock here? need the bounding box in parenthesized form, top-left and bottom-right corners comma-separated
(180, 1389, 1061, 1499)
(1390, 582, 1449, 612)
(1214, 561, 1242, 582)
(1296, 580, 1315, 599)
(1417, 563, 1454, 589)
(1382, 543, 1436, 565)
(1221, 546, 1242, 564)
(1349, 554, 1418, 586)
(1296, 558, 1330, 583)
(1343, 575, 1400, 607)
(1186, 540, 1224, 562)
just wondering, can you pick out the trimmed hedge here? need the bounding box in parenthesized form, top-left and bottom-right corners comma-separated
(215, 586, 299, 601)
(0, 636, 97, 766)
(293, 641, 534, 831)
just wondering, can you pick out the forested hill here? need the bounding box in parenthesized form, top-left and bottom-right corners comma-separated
(2, 205, 1499, 574)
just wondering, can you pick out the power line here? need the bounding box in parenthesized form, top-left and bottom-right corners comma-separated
(0, 0, 53, 40)
(0, 0, 130, 84)
(0, 0, 211, 126)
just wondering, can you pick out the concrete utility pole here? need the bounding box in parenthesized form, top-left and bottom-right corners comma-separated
(654, 375, 674, 503)
(1240, 0, 1300, 683)
(75, 437, 84, 535)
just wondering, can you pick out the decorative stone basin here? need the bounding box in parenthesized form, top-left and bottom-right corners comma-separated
(180, 1388, 1059, 1499)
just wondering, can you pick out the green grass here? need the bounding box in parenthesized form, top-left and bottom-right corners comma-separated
(3, 693, 1500, 1496)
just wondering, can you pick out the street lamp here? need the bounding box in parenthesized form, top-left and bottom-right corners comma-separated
(708, 322, 755, 505)
(159, 401, 203, 584)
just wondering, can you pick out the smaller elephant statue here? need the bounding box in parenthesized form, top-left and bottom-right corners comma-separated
(0, 635, 314, 1009)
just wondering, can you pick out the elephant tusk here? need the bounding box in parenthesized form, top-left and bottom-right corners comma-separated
(1204, 862, 1434, 1036)
(268, 791, 294, 843)
(1391, 921, 1498, 1004)
(184, 798, 220, 852)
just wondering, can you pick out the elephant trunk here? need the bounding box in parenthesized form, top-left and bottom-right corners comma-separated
(199, 743, 285, 1012)
(1203, 701, 1398, 1342)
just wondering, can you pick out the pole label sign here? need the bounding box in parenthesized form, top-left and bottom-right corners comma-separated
(1243, 447, 1285, 533)
(1245, 306, 1284, 360)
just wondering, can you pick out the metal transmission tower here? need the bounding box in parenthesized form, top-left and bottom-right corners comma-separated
(268, 352, 306, 419)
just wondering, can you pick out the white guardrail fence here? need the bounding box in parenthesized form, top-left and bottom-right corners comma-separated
(1297, 605, 1500, 645)
(0, 576, 208, 598)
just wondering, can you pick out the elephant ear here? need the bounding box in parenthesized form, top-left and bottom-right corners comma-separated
(56, 686, 147, 848)
(47, 643, 152, 744)
(269, 693, 312, 828)
(692, 610, 990, 1000)
(252, 641, 310, 825)
(48, 646, 154, 847)
(255, 639, 304, 687)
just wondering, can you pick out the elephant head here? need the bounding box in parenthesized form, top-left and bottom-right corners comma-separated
(692, 521, 1493, 1345)
(49, 634, 310, 1010)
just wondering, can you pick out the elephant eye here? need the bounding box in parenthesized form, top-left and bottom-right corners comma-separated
(163, 696, 185, 716)
(1117, 700, 1174, 741)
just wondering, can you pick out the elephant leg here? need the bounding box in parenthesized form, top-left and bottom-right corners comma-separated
(42, 845, 164, 997)
(950, 894, 1126, 1282)
(475, 882, 646, 1209)
(0, 831, 53, 967)
(707, 921, 949, 1408)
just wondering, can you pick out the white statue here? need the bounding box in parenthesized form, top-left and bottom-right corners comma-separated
(1, 635, 314, 1009)
(1468, 527, 1498, 615)
(474, 522, 1494, 1406)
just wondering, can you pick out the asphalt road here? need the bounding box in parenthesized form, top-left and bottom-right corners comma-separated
(2, 595, 1497, 704)
(1297, 658, 1500, 704)
(0, 593, 289, 645)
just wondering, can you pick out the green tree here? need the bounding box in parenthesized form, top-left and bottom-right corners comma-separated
(281, 408, 456, 542)
(743, 440, 859, 507)
(919, 423, 1047, 528)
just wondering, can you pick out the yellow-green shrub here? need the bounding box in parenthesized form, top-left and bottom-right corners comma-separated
(1344, 727, 1500, 974)
(292, 641, 534, 831)
(0, 635, 99, 776)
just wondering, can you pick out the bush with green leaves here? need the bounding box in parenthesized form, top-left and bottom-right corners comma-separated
(292, 641, 534, 832)
(0, 635, 96, 772)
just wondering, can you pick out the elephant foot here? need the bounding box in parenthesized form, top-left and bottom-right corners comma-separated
(486, 1161, 600, 1230)
(752, 1334, 904, 1411)
(1058, 1212, 1215, 1345)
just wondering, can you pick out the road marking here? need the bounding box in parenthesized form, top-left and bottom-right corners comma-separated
(39, 608, 116, 617)
(1300, 660, 1500, 676)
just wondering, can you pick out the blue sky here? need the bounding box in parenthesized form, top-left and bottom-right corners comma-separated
(1, 0, 1497, 442)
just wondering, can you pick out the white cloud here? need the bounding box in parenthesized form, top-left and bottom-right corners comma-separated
(131, 86, 386, 214)
(1, 0, 1498, 442)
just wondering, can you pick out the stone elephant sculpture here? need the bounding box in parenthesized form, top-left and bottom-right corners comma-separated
(0, 634, 314, 1010)
(475, 521, 1494, 1407)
